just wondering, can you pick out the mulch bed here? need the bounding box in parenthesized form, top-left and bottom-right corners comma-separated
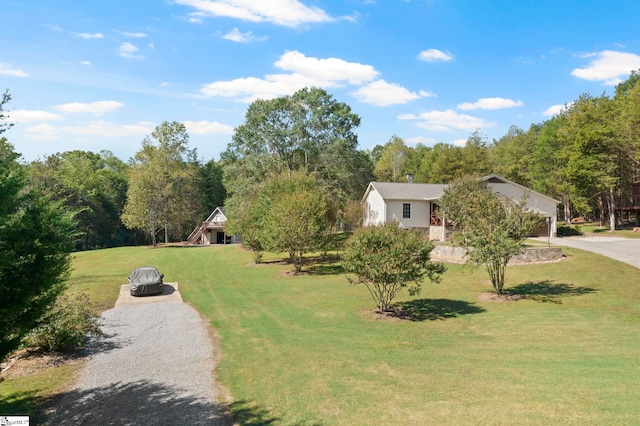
(476, 292, 527, 302)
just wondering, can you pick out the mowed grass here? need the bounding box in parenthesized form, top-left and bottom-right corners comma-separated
(5, 243, 640, 424)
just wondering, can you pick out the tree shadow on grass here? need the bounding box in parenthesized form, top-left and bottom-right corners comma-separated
(305, 255, 345, 276)
(391, 298, 486, 321)
(0, 390, 37, 418)
(229, 400, 280, 425)
(306, 263, 345, 275)
(37, 380, 226, 425)
(508, 280, 597, 304)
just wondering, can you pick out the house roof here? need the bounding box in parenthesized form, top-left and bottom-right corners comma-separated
(363, 182, 448, 202)
(363, 175, 560, 206)
(480, 174, 560, 205)
(205, 206, 227, 222)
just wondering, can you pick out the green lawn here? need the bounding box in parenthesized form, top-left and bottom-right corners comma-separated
(4, 243, 640, 424)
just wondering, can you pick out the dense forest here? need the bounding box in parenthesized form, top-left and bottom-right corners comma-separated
(6, 70, 640, 250)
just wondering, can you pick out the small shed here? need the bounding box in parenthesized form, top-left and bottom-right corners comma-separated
(186, 207, 241, 245)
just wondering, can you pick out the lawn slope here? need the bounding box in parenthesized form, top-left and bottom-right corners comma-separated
(22, 245, 640, 424)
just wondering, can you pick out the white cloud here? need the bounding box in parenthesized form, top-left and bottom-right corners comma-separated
(62, 120, 154, 137)
(9, 110, 63, 122)
(222, 28, 268, 43)
(80, 60, 91, 66)
(117, 31, 148, 38)
(398, 109, 492, 132)
(25, 124, 59, 140)
(199, 51, 379, 102)
(405, 136, 437, 146)
(418, 49, 454, 62)
(543, 102, 573, 117)
(0, 63, 29, 78)
(352, 80, 420, 106)
(572, 50, 640, 85)
(55, 101, 124, 115)
(183, 120, 234, 135)
(160, 82, 171, 87)
(200, 76, 311, 102)
(187, 12, 206, 23)
(419, 90, 436, 98)
(119, 42, 143, 59)
(75, 32, 104, 39)
(457, 97, 524, 110)
(451, 138, 467, 147)
(175, 0, 333, 27)
(275, 51, 378, 85)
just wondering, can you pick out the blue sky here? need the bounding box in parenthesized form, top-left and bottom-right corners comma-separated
(3, 0, 640, 163)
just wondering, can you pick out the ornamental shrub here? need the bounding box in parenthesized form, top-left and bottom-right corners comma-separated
(22, 294, 102, 353)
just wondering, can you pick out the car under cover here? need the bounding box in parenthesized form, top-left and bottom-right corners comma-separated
(128, 266, 164, 296)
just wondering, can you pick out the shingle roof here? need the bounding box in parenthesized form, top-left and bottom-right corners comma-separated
(205, 206, 226, 222)
(368, 182, 448, 201)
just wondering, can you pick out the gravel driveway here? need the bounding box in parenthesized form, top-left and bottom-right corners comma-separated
(44, 285, 224, 425)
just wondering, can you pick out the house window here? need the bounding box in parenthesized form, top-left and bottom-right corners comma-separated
(402, 203, 411, 219)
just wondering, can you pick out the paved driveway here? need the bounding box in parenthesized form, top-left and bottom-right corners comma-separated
(547, 236, 640, 269)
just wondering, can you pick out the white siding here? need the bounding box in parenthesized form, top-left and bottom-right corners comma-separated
(364, 188, 386, 226)
(487, 182, 558, 235)
(387, 200, 431, 228)
(212, 212, 226, 224)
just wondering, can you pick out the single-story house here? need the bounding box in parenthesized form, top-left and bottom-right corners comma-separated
(186, 207, 241, 245)
(362, 174, 559, 240)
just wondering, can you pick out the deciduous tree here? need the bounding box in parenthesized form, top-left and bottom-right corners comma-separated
(439, 176, 543, 294)
(122, 121, 201, 246)
(560, 94, 622, 229)
(222, 87, 373, 209)
(373, 135, 410, 182)
(29, 150, 130, 249)
(259, 171, 328, 272)
(342, 224, 445, 311)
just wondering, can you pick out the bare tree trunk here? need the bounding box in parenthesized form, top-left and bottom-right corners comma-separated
(608, 189, 616, 231)
(598, 195, 605, 227)
(563, 196, 571, 224)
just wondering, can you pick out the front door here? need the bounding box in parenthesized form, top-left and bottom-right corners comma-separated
(216, 231, 225, 244)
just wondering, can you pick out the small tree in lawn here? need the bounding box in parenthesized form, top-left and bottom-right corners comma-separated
(439, 176, 544, 294)
(342, 224, 446, 312)
(263, 184, 328, 273)
(226, 197, 267, 264)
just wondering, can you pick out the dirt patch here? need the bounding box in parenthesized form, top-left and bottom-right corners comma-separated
(476, 292, 527, 303)
(279, 270, 308, 278)
(1, 349, 86, 381)
(360, 307, 411, 322)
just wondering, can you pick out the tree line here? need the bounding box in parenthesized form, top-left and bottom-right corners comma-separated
(372, 71, 640, 231)
(6, 70, 640, 254)
(26, 123, 226, 250)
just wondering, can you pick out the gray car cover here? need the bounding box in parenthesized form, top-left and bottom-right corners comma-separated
(128, 266, 164, 296)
